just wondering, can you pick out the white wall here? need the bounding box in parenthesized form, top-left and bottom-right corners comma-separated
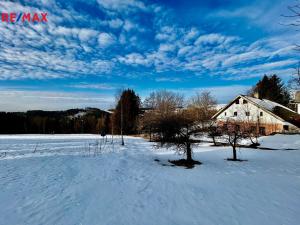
(216, 96, 283, 125)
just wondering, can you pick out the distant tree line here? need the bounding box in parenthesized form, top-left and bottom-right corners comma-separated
(0, 75, 298, 166)
(0, 108, 111, 134)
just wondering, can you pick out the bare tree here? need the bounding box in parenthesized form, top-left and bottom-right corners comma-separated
(189, 91, 217, 124)
(282, 1, 300, 28)
(143, 90, 184, 116)
(219, 120, 248, 161)
(139, 111, 157, 141)
(153, 109, 201, 167)
(289, 62, 300, 88)
(142, 91, 201, 167)
(188, 91, 219, 144)
(141, 90, 184, 141)
(282, 2, 300, 88)
(207, 122, 221, 146)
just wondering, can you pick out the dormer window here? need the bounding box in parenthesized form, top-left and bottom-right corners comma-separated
(235, 99, 239, 104)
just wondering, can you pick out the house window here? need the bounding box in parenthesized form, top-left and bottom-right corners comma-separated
(243, 100, 248, 104)
(234, 112, 237, 116)
(246, 112, 250, 116)
(283, 125, 289, 131)
(260, 112, 263, 117)
(259, 127, 266, 135)
(224, 112, 227, 116)
(235, 99, 239, 104)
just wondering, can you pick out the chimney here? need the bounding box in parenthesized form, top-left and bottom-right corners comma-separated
(253, 91, 259, 99)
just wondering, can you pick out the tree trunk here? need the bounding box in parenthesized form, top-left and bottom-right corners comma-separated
(232, 145, 237, 160)
(121, 101, 124, 146)
(186, 142, 192, 161)
(212, 136, 216, 146)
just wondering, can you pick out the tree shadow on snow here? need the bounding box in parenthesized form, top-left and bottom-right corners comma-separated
(154, 158, 202, 169)
(226, 158, 248, 162)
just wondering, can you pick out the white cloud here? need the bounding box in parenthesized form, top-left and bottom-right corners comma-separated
(269, 45, 296, 58)
(155, 77, 182, 82)
(98, 33, 116, 48)
(118, 32, 127, 44)
(183, 27, 200, 43)
(69, 83, 119, 90)
(155, 26, 179, 42)
(0, 0, 297, 84)
(251, 59, 298, 71)
(118, 53, 151, 67)
(108, 18, 124, 29)
(222, 50, 265, 67)
(158, 44, 176, 52)
(194, 33, 224, 46)
(97, 0, 147, 13)
(123, 20, 143, 32)
(155, 33, 170, 41)
(78, 29, 98, 42)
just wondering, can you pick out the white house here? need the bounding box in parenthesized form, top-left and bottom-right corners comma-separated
(290, 90, 300, 114)
(212, 95, 300, 135)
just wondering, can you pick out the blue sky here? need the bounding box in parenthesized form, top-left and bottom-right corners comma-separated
(0, 0, 299, 111)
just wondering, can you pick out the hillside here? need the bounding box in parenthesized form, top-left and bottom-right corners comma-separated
(0, 108, 111, 134)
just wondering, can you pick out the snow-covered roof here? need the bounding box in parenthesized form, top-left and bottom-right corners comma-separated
(102, 110, 113, 114)
(243, 96, 296, 113)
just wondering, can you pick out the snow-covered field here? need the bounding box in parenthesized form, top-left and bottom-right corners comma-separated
(0, 134, 300, 225)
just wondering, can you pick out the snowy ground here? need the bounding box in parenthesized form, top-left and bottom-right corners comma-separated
(0, 134, 300, 225)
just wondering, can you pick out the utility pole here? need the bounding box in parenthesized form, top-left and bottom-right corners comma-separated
(111, 118, 114, 144)
(121, 99, 124, 145)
